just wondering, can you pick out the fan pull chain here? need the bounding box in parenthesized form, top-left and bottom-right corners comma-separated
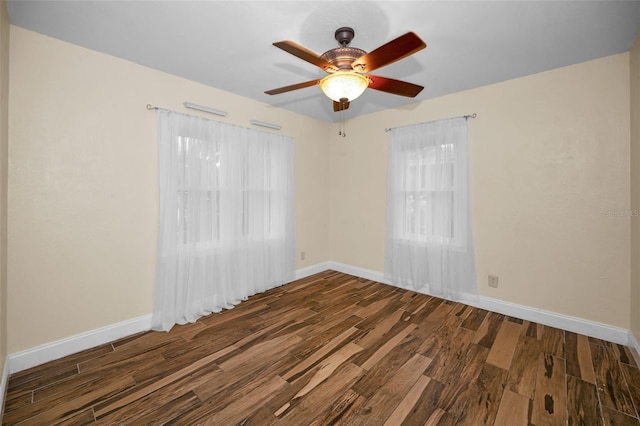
(338, 109, 346, 137)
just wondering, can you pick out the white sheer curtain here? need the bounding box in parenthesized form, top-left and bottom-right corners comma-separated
(152, 110, 296, 331)
(384, 117, 477, 300)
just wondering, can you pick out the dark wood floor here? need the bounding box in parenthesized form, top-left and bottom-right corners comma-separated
(3, 270, 640, 425)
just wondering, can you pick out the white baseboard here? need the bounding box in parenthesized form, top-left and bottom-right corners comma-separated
(629, 331, 640, 366)
(6, 263, 332, 374)
(294, 262, 331, 281)
(326, 262, 631, 346)
(0, 357, 9, 420)
(470, 295, 630, 345)
(328, 261, 392, 286)
(5, 261, 636, 374)
(8, 314, 152, 374)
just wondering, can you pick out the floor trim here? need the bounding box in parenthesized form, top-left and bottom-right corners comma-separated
(629, 330, 640, 366)
(5, 261, 634, 374)
(0, 357, 8, 419)
(6, 263, 331, 374)
(8, 314, 152, 374)
(329, 261, 631, 346)
(294, 262, 331, 280)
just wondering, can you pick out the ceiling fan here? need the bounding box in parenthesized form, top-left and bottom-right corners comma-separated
(265, 27, 427, 112)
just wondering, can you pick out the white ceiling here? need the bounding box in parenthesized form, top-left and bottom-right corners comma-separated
(7, 1, 640, 122)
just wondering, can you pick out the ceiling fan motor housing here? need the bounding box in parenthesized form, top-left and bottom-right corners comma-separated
(321, 47, 367, 71)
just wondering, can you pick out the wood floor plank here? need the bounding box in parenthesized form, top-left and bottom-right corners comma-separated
(6, 364, 79, 397)
(355, 308, 405, 348)
(351, 333, 424, 400)
(612, 343, 639, 368)
(423, 326, 474, 383)
(95, 364, 218, 424)
(238, 356, 337, 426)
(200, 375, 288, 425)
(338, 353, 432, 425)
(435, 343, 490, 412)
(274, 362, 364, 425)
(506, 335, 540, 399)
(424, 408, 458, 426)
(566, 331, 596, 384)
(532, 353, 568, 426)
(305, 389, 362, 426)
(590, 342, 637, 416)
(291, 313, 364, 359)
(112, 392, 201, 426)
(3, 375, 135, 425)
(601, 406, 640, 425)
(4, 271, 640, 426)
(460, 307, 489, 331)
(402, 292, 432, 314)
(473, 311, 506, 349)
(355, 302, 406, 332)
(494, 389, 531, 426)
(354, 293, 404, 320)
(282, 326, 360, 382)
(170, 355, 297, 425)
(2, 386, 33, 415)
(360, 323, 417, 370)
(94, 345, 233, 418)
(567, 375, 603, 426)
(275, 342, 363, 415)
(620, 363, 640, 418)
(541, 325, 565, 358)
(192, 337, 300, 403)
(449, 362, 508, 426)
(422, 300, 455, 323)
(53, 408, 96, 426)
(406, 296, 446, 324)
(383, 374, 431, 426)
(399, 378, 445, 426)
(486, 320, 522, 370)
(319, 393, 369, 426)
(523, 320, 538, 338)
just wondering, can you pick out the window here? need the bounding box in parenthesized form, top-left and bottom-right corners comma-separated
(174, 134, 289, 248)
(153, 110, 296, 331)
(384, 117, 476, 299)
(399, 142, 467, 248)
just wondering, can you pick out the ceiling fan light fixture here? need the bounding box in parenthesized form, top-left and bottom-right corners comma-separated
(319, 72, 369, 103)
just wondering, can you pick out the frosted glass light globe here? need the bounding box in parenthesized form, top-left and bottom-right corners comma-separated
(319, 72, 369, 102)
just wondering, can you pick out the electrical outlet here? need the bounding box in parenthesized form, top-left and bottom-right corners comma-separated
(300, 251, 306, 261)
(488, 274, 499, 288)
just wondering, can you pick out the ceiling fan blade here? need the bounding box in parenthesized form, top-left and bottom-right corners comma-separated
(351, 32, 426, 73)
(367, 75, 424, 97)
(333, 101, 350, 112)
(265, 79, 320, 95)
(273, 41, 338, 73)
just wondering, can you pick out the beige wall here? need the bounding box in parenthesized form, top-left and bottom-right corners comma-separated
(330, 54, 631, 328)
(7, 26, 330, 353)
(0, 1, 8, 376)
(631, 33, 640, 343)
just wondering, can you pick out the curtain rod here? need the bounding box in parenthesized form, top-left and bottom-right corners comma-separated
(147, 103, 228, 117)
(146, 104, 166, 111)
(146, 104, 283, 132)
(384, 113, 477, 132)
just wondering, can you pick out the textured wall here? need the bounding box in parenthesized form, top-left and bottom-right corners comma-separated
(630, 34, 640, 344)
(0, 0, 9, 381)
